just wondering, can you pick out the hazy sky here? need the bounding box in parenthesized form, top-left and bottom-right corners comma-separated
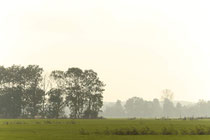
(0, 0, 210, 102)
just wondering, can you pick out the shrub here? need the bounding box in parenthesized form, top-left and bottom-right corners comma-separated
(161, 126, 178, 135)
(94, 129, 101, 135)
(195, 125, 206, 135)
(71, 120, 76, 124)
(180, 128, 189, 135)
(189, 128, 196, 135)
(129, 127, 139, 135)
(206, 127, 210, 134)
(111, 127, 139, 135)
(35, 121, 41, 124)
(3, 122, 8, 125)
(79, 128, 89, 135)
(15, 121, 25, 124)
(44, 120, 52, 124)
(112, 128, 126, 135)
(139, 127, 156, 135)
(104, 127, 111, 135)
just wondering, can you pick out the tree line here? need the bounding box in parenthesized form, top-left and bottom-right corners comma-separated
(1, 65, 209, 119)
(0, 65, 105, 119)
(102, 91, 210, 118)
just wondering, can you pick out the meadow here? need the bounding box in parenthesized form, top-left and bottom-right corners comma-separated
(0, 119, 210, 140)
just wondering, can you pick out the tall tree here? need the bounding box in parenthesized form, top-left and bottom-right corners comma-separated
(176, 102, 182, 118)
(161, 89, 175, 117)
(152, 98, 162, 118)
(103, 100, 125, 118)
(22, 65, 44, 118)
(82, 70, 105, 119)
(163, 98, 175, 117)
(64, 68, 85, 118)
(51, 68, 105, 119)
(124, 97, 144, 117)
(0, 65, 24, 118)
(46, 88, 65, 118)
(0, 87, 22, 118)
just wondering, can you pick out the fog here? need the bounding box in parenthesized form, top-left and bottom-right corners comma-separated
(101, 98, 210, 118)
(1, 0, 210, 102)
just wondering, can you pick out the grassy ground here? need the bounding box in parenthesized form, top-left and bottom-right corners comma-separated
(0, 119, 210, 139)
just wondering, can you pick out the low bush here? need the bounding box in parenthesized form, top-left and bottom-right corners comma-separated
(139, 127, 156, 135)
(161, 126, 178, 135)
(195, 125, 206, 135)
(180, 128, 189, 135)
(44, 120, 52, 124)
(79, 128, 89, 135)
(79, 125, 210, 136)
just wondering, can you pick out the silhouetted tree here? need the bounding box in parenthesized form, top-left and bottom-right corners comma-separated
(152, 98, 162, 118)
(103, 100, 125, 118)
(124, 97, 145, 117)
(0, 87, 22, 118)
(0, 65, 105, 119)
(175, 102, 182, 118)
(163, 98, 175, 117)
(161, 89, 174, 101)
(51, 68, 105, 119)
(82, 70, 105, 119)
(22, 65, 44, 118)
(46, 88, 65, 118)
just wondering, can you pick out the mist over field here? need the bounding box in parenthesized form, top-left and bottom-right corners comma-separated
(1, 0, 210, 139)
(1, 0, 210, 103)
(101, 98, 208, 118)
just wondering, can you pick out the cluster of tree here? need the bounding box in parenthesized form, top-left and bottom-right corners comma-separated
(102, 90, 210, 118)
(0, 65, 105, 119)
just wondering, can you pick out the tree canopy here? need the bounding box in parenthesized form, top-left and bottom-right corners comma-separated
(0, 65, 105, 119)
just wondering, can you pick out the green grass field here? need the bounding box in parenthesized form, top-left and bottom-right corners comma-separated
(0, 119, 210, 140)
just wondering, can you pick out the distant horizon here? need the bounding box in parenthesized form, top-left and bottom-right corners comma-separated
(1, 1, 210, 140)
(1, 0, 210, 102)
(1, 64, 209, 103)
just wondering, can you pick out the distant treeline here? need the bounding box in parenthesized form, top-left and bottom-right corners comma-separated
(0, 65, 105, 119)
(102, 97, 210, 118)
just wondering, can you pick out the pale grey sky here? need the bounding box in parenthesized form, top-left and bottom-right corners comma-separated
(0, 0, 210, 102)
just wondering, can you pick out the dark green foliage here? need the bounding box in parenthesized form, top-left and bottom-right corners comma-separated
(46, 88, 65, 118)
(161, 126, 178, 135)
(0, 65, 44, 118)
(0, 65, 105, 119)
(139, 127, 156, 135)
(180, 128, 189, 135)
(0, 87, 22, 118)
(79, 128, 90, 135)
(24, 87, 45, 118)
(1, 119, 210, 140)
(80, 123, 210, 136)
(51, 68, 105, 119)
(195, 125, 206, 135)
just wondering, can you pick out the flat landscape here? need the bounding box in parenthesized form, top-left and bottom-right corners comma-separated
(1, 119, 210, 140)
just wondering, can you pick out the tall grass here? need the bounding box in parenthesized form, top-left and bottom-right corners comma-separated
(80, 125, 210, 135)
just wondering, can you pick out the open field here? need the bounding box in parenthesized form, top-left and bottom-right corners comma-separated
(0, 119, 210, 140)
